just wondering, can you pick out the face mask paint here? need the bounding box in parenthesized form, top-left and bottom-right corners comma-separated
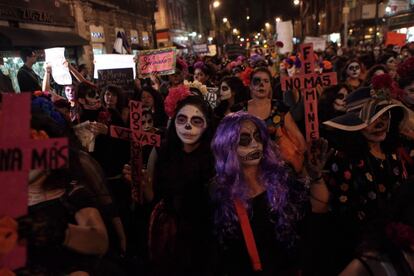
(333, 87, 349, 112)
(346, 62, 361, 79)
(220, 82, 232, 101)
(64, 86, 75, 102)
(237, 120, 264, 166)
(175, 105, 207, 145)
(250, 72, 271, 99)
(361, 112, 390, 143)
(142, 113, 154, 132)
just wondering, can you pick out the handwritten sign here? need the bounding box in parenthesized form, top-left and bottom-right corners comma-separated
(45, 47, 72, 85)
(276, 20, 293, 54)
(110, 101, 160, 204)
(281, 44, 337, 141)
(0, 93, 68, 270)
(97, 68, 135, 94)
(304, 37, 327, 52)
(137, 47, 177, 78)
(193, 44, 209, 54)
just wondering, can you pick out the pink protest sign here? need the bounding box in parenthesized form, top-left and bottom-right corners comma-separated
(110, 100, 160, 204)
(280, 43, 338, 141)
(0, 93, 68, 271)
(137, 47, 177, 78)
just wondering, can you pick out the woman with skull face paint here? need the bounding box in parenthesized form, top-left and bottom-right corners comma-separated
(148, 93, 216, 275)
(321, 86, 410, 274)
(233, 67, 307, 173)
(342, 59, 364, 90)
(211, 112, 333, 275)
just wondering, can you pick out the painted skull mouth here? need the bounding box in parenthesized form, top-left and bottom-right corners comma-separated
(240, 150, 263, 161)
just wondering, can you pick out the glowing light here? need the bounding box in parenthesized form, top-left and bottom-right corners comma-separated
(294, 0, 300, 5)
(223, 17, 228, 23)
(276, 17, 281, 23)
(213, 1, 220, 8)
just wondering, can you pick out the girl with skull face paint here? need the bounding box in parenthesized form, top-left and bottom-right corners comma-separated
(321, 86, 410, 274)
(342, 59, 364, 90)
(148, 94, 216, 275)
(210, 112, 333, 275)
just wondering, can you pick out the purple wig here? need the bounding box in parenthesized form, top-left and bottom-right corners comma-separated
(211, 112, 307, 247)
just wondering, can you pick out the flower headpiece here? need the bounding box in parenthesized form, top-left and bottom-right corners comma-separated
(184, 80, 208, 96)
(164, 84, 191, 118)
(371, 73, 393, 101)
(397, 56, 414, 83)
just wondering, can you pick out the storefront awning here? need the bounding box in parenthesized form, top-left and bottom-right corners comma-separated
(0, 27, 89, 50)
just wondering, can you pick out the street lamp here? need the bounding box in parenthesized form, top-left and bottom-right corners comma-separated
(233, 28, 239, 34)
(265, 22, 271, 28)
(293, 0, 300, 6)
(275, 17, 281, 23)
(246, 16, 250, 20)
(213, 1, 220, 8)
(223, 17, 228, 23)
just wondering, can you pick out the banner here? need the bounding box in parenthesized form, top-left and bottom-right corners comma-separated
(276, 20, 293, 54)
(304, 37, 327, 52)
(93, 54, 136, 79)
(45, 47, 72, 85)
(137, 47, 177, 78)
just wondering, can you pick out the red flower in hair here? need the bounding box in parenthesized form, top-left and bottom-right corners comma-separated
(372, 73, 393, 90)
(397, 57, 414, 80)
(164, 85, 190, 118)
(240, 67, 253, 87)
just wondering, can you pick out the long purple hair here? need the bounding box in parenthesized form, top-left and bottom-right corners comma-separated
(211, 112, 307, 247)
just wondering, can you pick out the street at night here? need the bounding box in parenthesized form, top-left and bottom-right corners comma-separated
(2, 0, 414, 275)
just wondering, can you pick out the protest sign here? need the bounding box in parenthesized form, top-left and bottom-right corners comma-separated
(93, 54, 136, 79)
(304, 37, 327, 52)
(97, 68, 135, 94)
(276, 20, 293, 54)
(137, 47, 177, 78)
(110, 101, 160, 204)
(386, 32, 407, 47)
(193, 44, 209, 54)
(281, 43, 337, 141)
(45, 47, 72, 85)
(0, 93, 68, 270)
(73, 121, 96, 152)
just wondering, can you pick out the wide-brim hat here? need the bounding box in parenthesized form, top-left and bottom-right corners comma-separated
(323, 87, 408, 131)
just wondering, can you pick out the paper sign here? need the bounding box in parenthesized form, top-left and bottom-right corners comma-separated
(0, 93, 68, 270)
(193, 44, 209, 54)
(97, 68, 134, 94)
(276, 21, 293, 54)
(304, 37, 327, 52)
(280, 43, 338, 141)
(386, 32, 407, 47)
(73, 121, 96, 152)
(45, 47, 72, 85)
(137, 47, 177, 78)
(94, 54, 136, 79)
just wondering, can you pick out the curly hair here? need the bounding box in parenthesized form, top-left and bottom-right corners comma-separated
(211, 112, 307, 247)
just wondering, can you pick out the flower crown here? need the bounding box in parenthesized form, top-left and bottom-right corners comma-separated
(184, 80, 208, 96)
(164, 84, 191, 118)
(371, 73, 393, 101)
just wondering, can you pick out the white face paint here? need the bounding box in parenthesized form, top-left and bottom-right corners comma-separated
(175, 105, 207, 145)
(402, 81, 414, 106)
(237, 120, 264, 167)
(346, 62, 361, 79)
(287, 65, 296, 77)
(333, 87, 349, 112)
(220, 82, 232, 101)
(361, 113, 390, 143)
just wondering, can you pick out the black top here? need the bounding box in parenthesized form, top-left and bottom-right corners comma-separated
(25, 186, 98, 274)
(17, 64, 41, 92)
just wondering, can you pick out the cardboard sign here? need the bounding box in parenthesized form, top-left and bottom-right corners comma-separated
(193, 44, 209, 54)
(45, 47, 72, 85)
(386, 32, 407, 47)
(137, 47, 177, 78)
(110, 101, 160, 204)
(304, 37, 327, 52)
(280, 44, 338, 141)
(97, 68, 135, 94)
(93, 54, 136, 79)
(0, 93, 68, 270)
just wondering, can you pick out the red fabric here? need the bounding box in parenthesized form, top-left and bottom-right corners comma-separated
(234, 199, 262, 272)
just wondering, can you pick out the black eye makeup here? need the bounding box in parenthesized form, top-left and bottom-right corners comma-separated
(175, 114, 206, 128)
(238, 131, 262, 146)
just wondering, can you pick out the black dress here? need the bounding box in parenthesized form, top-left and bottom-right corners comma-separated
(150, 142, 216, 275)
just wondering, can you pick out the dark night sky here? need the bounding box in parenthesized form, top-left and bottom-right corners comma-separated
(215, 0, 299, 34)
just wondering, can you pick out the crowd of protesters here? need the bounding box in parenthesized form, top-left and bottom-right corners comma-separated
(1, 39, 414, 275)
